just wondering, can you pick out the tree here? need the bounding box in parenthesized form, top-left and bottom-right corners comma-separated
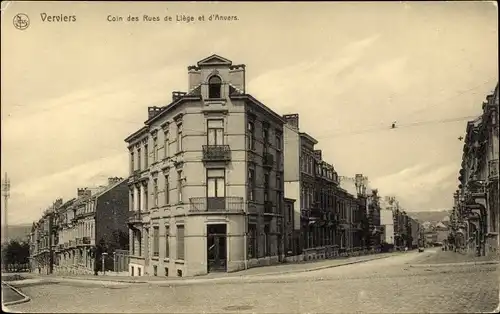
(2, 239, 30, 271)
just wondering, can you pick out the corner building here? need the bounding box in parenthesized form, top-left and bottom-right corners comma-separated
(125, 55, 286, 277)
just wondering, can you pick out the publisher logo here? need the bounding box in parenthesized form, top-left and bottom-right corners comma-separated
(13, 13, 30, 30)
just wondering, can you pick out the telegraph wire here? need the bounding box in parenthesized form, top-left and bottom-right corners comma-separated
(396, 78, 497, 122)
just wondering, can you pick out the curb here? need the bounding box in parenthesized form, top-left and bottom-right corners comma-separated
(252, 254, 395, 277)
(409, 260, 499, 268)
(1, 281, 31, 306)
(34, 253, 398, 286)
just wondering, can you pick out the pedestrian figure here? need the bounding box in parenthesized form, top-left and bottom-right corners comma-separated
(404, 246, 408, 252)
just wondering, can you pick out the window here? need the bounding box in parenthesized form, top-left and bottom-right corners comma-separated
(137, 148, 142, 171)
(276, 150, 282, 171)
(276, 175, 282, 214)
(144, 185, 148, 211)
(287, 203, 293, 223)
(264, 224, 270, 256)
(176, 123, 183, 152)
(164, 174, 170, 206)
(262, 123, 269, 145)
(275, 133, 282, 150)
(153, 179, 159, 207)
(264, 173, 270, 201)
(207, 119, 224, 146)
(301, 187, 305, 209)
(153, 226, 159, 257)
(176, 225, 185, 260)
(207, 169, 225, 198)
(247, 224, 257, 259)
(164, 225, 170, 259)
(177, 171, 183, 204)
(144, 144, 148, 168)
(208, 75, 222, 99)
(248, 168, 255, 201)
(130, 151, 134, 173)
(153, 137, 158, 162)
(164, 130, 169, 159)
(247, 120, 255, 150)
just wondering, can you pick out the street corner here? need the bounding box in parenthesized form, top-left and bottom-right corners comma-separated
(43, 277, 135, 289)
(1, 282, 31, 307)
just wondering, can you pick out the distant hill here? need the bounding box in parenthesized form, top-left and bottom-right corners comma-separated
(3, 224, 32, 244)
(407, 210, 450, 225)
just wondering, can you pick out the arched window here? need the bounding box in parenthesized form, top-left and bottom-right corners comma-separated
(208, 75, 222, 99)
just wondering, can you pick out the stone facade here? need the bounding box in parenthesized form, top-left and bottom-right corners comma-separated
(454, 83, 499, 257)
(125, 55, 286, 277)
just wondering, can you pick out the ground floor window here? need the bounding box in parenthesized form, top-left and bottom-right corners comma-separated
(247, 224, 257, 259)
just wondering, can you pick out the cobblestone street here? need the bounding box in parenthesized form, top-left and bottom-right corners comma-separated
(6, 249, 499, 313)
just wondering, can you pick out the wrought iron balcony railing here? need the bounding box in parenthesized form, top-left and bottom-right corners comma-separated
(128, 211, 142, 225)
(189, 197, 244, 213)
(75, 238, 82, 246)
(202, 145, 231, 162)
(263, 153, 274, 168)
(264, 201, 274, 214)
(489, 159, 499, 180)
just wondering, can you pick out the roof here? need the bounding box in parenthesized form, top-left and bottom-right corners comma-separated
(230, 94, 287, 125)
(94, 178, 127, 199)
(299, 132, 319, 145)
(196, 54, 233, 67)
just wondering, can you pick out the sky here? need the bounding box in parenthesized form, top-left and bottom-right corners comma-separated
(1, 1, 498, 225)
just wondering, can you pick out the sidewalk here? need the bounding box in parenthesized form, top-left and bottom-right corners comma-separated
(409, 250, 499, 267)
(12, 252, 399, 286)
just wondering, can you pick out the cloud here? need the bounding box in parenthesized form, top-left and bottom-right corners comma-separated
(371, 162, 459, 211)
(7, 153, 128, 225)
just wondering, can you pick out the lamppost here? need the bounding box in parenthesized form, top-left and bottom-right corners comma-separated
(102, 252, 108, 275)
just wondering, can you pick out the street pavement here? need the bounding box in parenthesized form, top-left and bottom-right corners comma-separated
(5, 249, 500, 313)
(1, 283, 25, 304)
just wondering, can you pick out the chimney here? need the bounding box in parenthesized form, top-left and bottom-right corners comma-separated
(148, 106, 163, 120)
(283, 114, 299, 129)
(77, 188, 90, 198)
(172, 91, 187, 102)
(313, 150, 322, 160)
(108, 177, 123, 186)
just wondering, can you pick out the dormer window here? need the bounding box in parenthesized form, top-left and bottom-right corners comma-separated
(208, 75, 222, 99)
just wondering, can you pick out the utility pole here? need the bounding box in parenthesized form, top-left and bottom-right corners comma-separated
(2, 173, 11, 245)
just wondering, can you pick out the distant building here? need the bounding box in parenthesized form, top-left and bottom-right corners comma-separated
(54, 177, 129, 275)
(380, 208, 394, 245)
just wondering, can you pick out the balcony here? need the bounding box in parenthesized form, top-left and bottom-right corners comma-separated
(75, 238, 82, 246)
(189, 197, 244, 213)
(127, 211, 143, 226)
(264, 201, 274, 214)
(82, 236, 91, 245)
(489, 159, 499, 180)
(263, 153, 274, 168)
(131, 169, 141, 181)
(68, 240, 75, 248)
(202, 145, 231, 162)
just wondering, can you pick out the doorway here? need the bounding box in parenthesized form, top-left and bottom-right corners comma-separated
(207, 224, 227, 273)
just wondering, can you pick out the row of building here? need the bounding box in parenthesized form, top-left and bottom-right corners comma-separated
(450, 83, 499, 256)
(29, 55, 423, 277)
(29, 178, 130, 275)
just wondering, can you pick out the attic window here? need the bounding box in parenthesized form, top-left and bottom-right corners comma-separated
(208, 76, 222, 99)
